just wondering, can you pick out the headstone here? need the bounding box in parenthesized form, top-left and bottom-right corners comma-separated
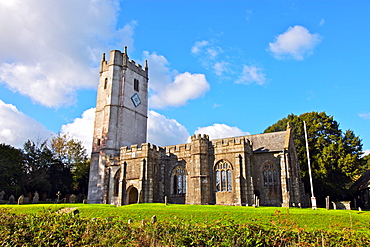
(164, 196, 168, 205)
(359, 207, 362, 211)
(23, 197, 29, 203)
(8, 195, 15, 204)
(70, 194, 76, 203)
(18, 195, 24, 205)
(33, 191, 39, 203)
(78, 194, 84, 203)
(333, 201, 351, 210)
(42, 193, 47, 201)
(325, 196, 330, 210)
(83, 199, 87, 204)
(332, 201, 337, 210)
(0, 191, 5, 200)
(27, 192, 32, 202)
(56, 191, 62, 203)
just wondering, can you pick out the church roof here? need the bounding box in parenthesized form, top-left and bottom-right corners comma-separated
(245, 131, 288, 153)
(350, 169, 370, 191)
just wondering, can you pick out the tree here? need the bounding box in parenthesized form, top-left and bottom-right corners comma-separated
(264, 112, 367, 203)
(0, 143, 23, 196)
(22, 140, 54, 195)
(50, 133, 89, 194)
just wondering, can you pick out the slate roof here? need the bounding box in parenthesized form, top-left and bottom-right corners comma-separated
(245, 131, 288, 153)
(350, 170, 370, 191)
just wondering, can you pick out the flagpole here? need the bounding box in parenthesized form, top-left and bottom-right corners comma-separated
(303, 121, 317, 210)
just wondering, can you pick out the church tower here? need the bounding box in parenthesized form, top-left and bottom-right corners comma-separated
(87, 47, 148, 203)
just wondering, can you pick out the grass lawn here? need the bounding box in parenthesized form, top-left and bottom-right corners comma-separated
(1, 203, 369, 246)
(1, 203, 369, 233)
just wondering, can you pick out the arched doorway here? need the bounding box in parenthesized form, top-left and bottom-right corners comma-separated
(128, 187, 138, 204)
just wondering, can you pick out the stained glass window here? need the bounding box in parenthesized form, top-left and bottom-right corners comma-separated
(262, 162, 279, 188)
(214, 160, 233, 192)
(172, 166, 186, 195)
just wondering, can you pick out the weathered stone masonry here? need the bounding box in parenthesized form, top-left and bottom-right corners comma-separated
(87, 48, 305, 207)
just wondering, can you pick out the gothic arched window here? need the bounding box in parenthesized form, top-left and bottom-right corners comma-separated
(172, 166, 186, 195)
(215, 160, 233, 192)
(113, 169, 121, 196)
(262, 162, 279, 188)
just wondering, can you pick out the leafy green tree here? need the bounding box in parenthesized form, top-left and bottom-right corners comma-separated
(0, 144, 24, 195)
(50, 133, 89, 194)
(22, 140, 53, 195)
(265, 112, 367, 203)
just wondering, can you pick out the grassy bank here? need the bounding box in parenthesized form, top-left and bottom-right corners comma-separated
(1, 204, 369, 246)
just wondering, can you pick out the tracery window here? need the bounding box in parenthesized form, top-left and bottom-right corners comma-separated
(215, 160, 233, 192)
(134, 79, 139, 92)
(172, 166, 186, 195)
(262, 162, 279, 187)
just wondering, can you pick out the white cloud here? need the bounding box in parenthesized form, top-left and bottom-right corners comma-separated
(213, 61, 229, 76)
(359, 113, 370, 119)
(61, 108, 95, 154)
(144, 52, 210, 109)
(193, 123, 249, 140)
(191, 40, 227, 75)
(0, 0, 133, 108)
(319, 19, 325, 26)
(147, 110, 189, 146)
(0, 100, 54, 148)
(191, 40, 209, 54)
(236, 65, 266, 85)
(268, 25, 321, 60)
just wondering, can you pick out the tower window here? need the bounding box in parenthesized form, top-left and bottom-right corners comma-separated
(134, 79, 139, 92)
(104, 78, 108, 89)
(97, 139, 101, 146)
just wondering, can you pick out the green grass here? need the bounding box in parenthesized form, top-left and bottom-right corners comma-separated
(2, 203, 370, 233)
(1, 203, 369, 246)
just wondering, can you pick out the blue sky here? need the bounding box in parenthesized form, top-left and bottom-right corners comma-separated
(0, 0, 369, 155)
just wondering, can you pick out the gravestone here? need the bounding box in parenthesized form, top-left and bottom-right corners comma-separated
(27, 192, 32, 202)
(8, 195, 15, 204)
(18, 195, 24, 205)
(0, 191, 5, 200)
(56, 191, 62, 203)
(332, 201, 351, 210)
(70, 194, 76, 203)
(23, 197, 29, 203)
(33, 191, 39, 203)
(42, 193, 47, 201)
(325, 196, 330, 210)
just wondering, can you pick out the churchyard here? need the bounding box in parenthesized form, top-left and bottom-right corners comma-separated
(0, 203, 369, 246)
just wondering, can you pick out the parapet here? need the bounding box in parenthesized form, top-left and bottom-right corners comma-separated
(190, 134, 209, 141)
(120, 142, 163, 155)
(100, 47, 148, 78)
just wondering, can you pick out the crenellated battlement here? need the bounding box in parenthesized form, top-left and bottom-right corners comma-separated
(190, 134, 209, 141)
(100, 47, 148, 78)
(212, 136, 251, 147)
(164, 143, 191, 155)
(120, 142, 163, 154)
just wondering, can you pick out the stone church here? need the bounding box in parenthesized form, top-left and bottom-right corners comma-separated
(87, 48, 305, 207)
